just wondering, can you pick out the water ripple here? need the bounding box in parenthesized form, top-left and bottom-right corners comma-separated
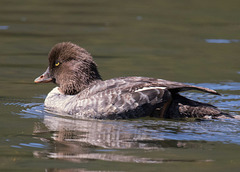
(10, 81, 240, 147)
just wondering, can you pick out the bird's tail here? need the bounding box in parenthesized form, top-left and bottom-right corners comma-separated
(166, 94, 232, 119)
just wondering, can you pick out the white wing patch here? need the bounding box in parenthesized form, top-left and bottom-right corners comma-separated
(134, 86, 166, 92)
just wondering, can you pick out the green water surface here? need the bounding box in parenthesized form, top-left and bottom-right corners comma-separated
(0, 0, 240, 171)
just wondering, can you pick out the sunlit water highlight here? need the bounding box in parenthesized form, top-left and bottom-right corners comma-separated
(205, 39, 240, 43)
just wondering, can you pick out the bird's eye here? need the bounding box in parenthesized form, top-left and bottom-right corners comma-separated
(55, 62, 60, 67)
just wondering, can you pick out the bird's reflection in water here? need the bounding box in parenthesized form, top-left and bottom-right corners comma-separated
(33, 114, 209, 164)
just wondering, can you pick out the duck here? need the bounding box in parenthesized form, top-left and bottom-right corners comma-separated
(34, 42, 231, 119)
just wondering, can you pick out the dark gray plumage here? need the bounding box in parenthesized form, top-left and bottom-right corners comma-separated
(34, 42, 231, 119)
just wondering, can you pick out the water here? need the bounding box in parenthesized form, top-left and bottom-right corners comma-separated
(1, 0, 240, 171)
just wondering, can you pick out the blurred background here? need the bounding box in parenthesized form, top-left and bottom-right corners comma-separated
(0, 0, 240, 171)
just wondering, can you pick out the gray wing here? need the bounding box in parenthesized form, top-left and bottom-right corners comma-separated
(74, 76, 220, 119)
(76, 78, 172, 119)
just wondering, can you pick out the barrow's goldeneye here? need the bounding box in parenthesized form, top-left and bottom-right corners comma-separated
(34, 42, 231, 119)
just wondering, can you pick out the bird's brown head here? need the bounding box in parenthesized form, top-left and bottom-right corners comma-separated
(34, 42, 102, 95)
